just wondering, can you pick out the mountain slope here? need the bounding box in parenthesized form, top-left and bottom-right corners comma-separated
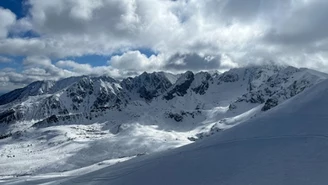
(0, 76, 83, 106)
(122, 72, 174, 101)
(50, 78, 328, 185)
(1, 65, 328, 183)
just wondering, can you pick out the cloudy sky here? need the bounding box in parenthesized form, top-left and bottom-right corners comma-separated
(0, 0, 327, 93)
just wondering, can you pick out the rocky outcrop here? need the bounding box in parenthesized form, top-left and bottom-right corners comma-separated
(121, 72, 173, 101)
(0, 65, 326, 125)
(163, 71, 194, 100)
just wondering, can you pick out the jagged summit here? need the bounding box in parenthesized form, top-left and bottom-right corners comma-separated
(121, 71, 174, 101)
(0, 76, 85, 106)
(60, 78, 328, 185)
(0, 64, 325, 127)
(1, 64, 328, 179)
(0, 80, 55, 106)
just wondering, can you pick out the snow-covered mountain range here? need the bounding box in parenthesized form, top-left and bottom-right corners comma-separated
(54, 73, 328, 185)
(1, 64, 328, 184)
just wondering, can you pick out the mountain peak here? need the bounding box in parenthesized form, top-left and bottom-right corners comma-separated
(1, 65, 328, 180)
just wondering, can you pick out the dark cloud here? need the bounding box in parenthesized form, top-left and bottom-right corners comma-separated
(29, 0, 133, 37)
(2, 0, 328, 92)
(164, 53, 221, 71)
(220, 0, 262, 22)
(263, 1, 328, 46)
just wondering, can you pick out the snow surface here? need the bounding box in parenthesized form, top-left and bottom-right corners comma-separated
(1, 65, 328, 184)
(5, 76, 328, 185)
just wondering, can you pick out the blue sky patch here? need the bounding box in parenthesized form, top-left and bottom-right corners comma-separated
(0, 0, 27, 19)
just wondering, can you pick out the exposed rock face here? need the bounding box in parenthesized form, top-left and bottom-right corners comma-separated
(228, 66, 326, 111)
(0, 109, 22, 124)
(33, 114, 83, 127)
(262, 98, 279, 111)
(191, 72, 212, 95)
(0, 65, 326, 125)
(121, 72, 173, 101)
(0, 76, 83, 106)
(0, 81, 54, 106)
(165, 110, 201, 122)
(163, 71, 194, 100)
(219, 73, 239, 83)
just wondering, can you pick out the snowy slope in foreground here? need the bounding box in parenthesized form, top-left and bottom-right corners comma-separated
(10, 78, 328, 185)
(1, 65, 328, 184)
